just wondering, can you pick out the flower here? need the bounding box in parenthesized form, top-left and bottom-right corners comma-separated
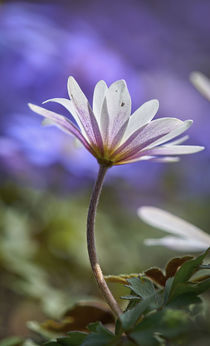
(28, 77, 204, 167)
(138, 206, 210, 252)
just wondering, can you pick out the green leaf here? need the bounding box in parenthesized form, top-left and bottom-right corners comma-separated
(130, 308, 190, 345)
(169, 249, 210, 299)
(121, 277, 164, 331)
(77, 322, 117, 346)
(58, 332, 88, 345)
(87, 322, 113, 336)
(163, 277, 174, 305)
(167, 293, 202, 309)
(120, 298, 150, 331)
(126, 277, 156, 299)
(170, 278, 210, 301)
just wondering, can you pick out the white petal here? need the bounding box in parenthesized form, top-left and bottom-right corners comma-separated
(105, 80, 131, 145)
(144, 120, 192, 149)
(148, 156, 180, 162)
(116, 155, 179, 165)
(93, 80, 108, 123)
(68, 76, 103, 148)
(190, 72, 210, 101)
(43, 98, 88, 139)
(112, 118, 183, 161)
(166, 135, 189, 146)
(138, 207, 210, 244)
(146, 145, 204, 156)
(122, 99, 159, 143)
(144, 236, 207, 252)
(28, 103, 92, 152)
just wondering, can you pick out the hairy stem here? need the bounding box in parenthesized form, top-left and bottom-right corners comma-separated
(87, 164, 122, 317)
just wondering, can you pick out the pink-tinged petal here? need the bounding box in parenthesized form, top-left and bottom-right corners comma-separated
(138, 207, 210, 243)
(146, 156, 180, 162)
(93, 80, 108, 123)
(190, 72, 210, 101)
(144, 236, 207, 252)
(28, 103, 94, 153)
(145, 145, 204, 156)
(43, 98, 89, 141)
(144, 120, 192, 149)
(115, 155, 179, 165)
(100, 96, 109, 144)
(121, 99, 159, 143)
(68, 77, 103, 151)
(114, 155, 155, 165)
(105, 80, 131, 147)
(112, 118, 182, 161)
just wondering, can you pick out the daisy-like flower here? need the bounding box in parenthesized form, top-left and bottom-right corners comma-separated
(28, 77, 204, 168)
(28, 77, 205, 318)
(138, 206, 210, 252)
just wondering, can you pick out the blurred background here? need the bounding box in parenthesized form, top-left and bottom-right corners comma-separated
(0, 0, 210, 341)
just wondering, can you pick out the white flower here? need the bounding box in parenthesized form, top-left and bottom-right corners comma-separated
(29, 77, 204, 167)
(138, 206, 210, 252)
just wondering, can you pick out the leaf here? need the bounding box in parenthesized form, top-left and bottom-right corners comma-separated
(83, 322, 116, 346)
(192, 274, 210, 282)
(165, 256, 193, 279)
(167, 293, 202, 309)
(57, 332, 88, 345)
(169, 249, 210, 299)
(130, 308, 190, 345)
(144, 268, 166, 287)
(121, 277, 163, 331)
(163, 277, 174, 305)
(87, 322, 114, 335)
(120, 298, 150, 331)
(170, 278, 210, 301)
(126, 277, 156, 299)
(104, 273, 139, 284)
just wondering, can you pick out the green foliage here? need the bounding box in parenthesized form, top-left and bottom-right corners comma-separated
(40, 249, 210, 345)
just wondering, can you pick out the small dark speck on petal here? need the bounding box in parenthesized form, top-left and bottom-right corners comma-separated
(121, 102, 125, 107)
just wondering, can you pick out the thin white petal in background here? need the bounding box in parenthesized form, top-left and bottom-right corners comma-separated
(190, 72, 210, 101)
(144, 236, 207, 252)
(138, 206, 210, 252)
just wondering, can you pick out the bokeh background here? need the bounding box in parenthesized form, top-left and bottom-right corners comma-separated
(0, 0, 210, 341)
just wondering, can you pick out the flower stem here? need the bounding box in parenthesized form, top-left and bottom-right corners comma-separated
(87, 164, 122, 317)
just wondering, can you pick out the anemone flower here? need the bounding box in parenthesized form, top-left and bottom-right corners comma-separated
(28, 77, 204, 317)
(138, 207, 210, 252)
(28, 77, 203, 168)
